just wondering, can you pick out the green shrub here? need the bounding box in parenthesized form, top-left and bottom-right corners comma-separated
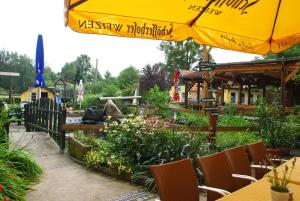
(216, 132, 258, 151)
(217, 114, 254, 126)
(6, 149, 42, 182)
(254, 99, 296, 148)
(81, 94, 100, 108)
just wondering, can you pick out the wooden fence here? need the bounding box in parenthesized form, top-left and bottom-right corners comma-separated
(24, 98, 66, 152)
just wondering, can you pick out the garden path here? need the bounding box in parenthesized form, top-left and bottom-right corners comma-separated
(9, 125, 159, 201)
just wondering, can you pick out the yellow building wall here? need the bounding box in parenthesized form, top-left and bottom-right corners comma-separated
(224, 88, 262, 105)
(21, 88, 55, 102)
(169, 85, 200, 102)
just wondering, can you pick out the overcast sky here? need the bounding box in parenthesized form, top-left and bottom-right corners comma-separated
(0, 0, 259, 76)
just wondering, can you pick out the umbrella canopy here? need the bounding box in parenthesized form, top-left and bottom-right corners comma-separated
(34, 34, 46, 88)
(65, 0, 300, 55)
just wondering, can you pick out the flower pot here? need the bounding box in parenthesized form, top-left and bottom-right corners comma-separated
(270, 189, 290, 201)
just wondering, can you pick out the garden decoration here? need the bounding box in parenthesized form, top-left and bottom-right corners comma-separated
(77, 79, 84, 109)
(172, 69, 180, 102)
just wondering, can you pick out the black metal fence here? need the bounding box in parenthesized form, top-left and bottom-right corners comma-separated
(24, 98, 66, 152)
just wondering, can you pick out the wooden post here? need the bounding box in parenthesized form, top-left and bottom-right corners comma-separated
(203, 45, 217, 143)
(184, 81, 188, 109)
(263, 85, 266, 99)
(221, 82, 225, 106)
(248, 84, 252, 105)
(237, 82, 242, 105)
(9, 77, 13, 104)
(197, 82, 200, 104)
(280, 63, 286, 106)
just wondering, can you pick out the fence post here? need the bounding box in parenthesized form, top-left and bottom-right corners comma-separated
(59, 108, 67, 154)
(24, 104, 29, 132)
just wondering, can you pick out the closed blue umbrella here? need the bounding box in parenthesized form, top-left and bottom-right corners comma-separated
(34, 34, 46, 88)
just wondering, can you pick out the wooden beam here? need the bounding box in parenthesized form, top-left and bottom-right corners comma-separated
(0, 72, 20, 77)
(284, 67, 300, 84)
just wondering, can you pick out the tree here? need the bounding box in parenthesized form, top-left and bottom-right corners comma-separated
(0, 50, 35, 93)
(263, 45, 300, 59)
(117, 66, 140, 96)
(61, 62, 76, 82)
(159, 38, 209, 74)
(104, 71, 113, 81)
(261, 45, 300, 81)
(44, 66, 57, 87)
(140, 63, 170, 94)
(74, 54, 92, 84)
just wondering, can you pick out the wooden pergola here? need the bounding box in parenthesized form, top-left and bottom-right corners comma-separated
(180, 57, 300, 108)
(0, 72, 20, 104)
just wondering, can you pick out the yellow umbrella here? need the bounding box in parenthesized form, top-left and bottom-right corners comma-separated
(65, 0, 300, 55)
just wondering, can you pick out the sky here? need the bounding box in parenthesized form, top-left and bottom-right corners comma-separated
(0, 0, 260, 76)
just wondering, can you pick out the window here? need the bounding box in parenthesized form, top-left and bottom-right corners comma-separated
(231, 92, 236, 104)
(241, 93, 246, 104)
(41, 92, 48, 98)
(250, 94, 254, 104)
(31, 92, 36, 102)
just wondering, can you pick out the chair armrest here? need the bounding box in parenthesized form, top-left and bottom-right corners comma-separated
(198, 185, 231, 196)
(232, 173, 257, 182)
(270, 158, 288, 163)
(251, 164, 273, 170)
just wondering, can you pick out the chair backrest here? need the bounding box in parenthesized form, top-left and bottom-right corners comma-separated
(197, 152, 235, 201)
(224, 145, 251, 190)
(149, 159, 199, 201)
(246, 141, 268, 179)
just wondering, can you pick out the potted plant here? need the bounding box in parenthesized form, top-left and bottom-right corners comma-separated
(268, 157, 297, 201)
(255, 100, 296, 156)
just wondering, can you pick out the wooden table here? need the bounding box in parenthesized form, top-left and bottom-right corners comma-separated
(216, 177, 300, 201)
(217, 157, 300, 201)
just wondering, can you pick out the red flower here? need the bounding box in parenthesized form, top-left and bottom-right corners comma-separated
(3, 198, 9, 201)
(0, 184, 3, 193)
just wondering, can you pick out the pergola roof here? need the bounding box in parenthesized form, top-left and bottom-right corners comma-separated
(179, 69, 204, 81)
(179, 57, 300, 86)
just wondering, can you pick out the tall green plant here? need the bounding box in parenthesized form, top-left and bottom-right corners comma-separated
(254, 99, 296, 148)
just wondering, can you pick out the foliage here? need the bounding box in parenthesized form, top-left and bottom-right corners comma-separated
(176, 113, 208, 126)
(216, 132, 258, 151)
(269, 157, 297, 192)
(144, 85, 170, 110)
(81, 94, 100, 108)
(117, 66, 140, 96)
(6, 149, 42, 182)
(254, 99, 296, 149)
(0, 139, 42, 201)
(83, 116, 210, 190)
(159, 38, 208, 74)
(221, 104, 238, 115)
(0, 50, 35, 93)
(263, 45, 300, 60)
(140, 63, 170, 94)
(217, 115, 254, 127)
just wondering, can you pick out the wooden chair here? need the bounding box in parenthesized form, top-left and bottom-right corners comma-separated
(246, 141, 285, 179)
(224, 146, 258, 190)
(197, 152, 257, 201)
(149, 159, 230, 201)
